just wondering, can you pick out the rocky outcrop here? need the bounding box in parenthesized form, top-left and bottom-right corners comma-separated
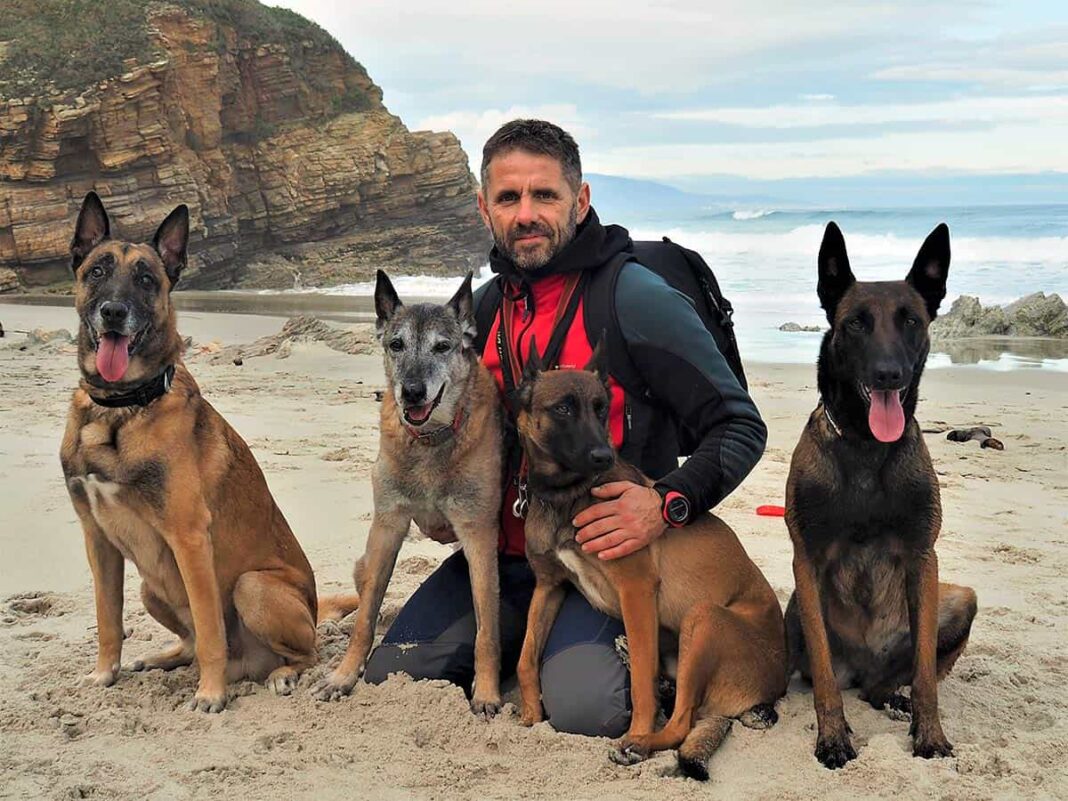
(931, 293, 1068, 339)
(0, 3, 488, 291)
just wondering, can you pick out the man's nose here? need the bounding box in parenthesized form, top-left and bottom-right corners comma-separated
(515, 194, 535, 225)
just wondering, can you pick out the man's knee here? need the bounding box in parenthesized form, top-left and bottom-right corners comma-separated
(363, 640, 473, 687)
(540, 642, 630, 738)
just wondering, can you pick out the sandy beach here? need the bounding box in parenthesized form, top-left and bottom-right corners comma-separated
(1, 301, 1065, 801)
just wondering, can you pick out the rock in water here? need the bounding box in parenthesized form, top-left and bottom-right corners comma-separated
(1002, 293, 1068, 338)
(931, 293, 1067, 339)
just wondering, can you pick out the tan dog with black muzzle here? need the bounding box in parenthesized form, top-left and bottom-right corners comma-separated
(514, 341, 787, 780)
(60, 193, 356, 712)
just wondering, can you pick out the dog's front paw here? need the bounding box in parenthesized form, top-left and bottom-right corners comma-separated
(187, 687, 227, 713)
(815, 732, 857, 769)
(913, 731, 954, 759)
(309, 671, 357, 702)
(470, 695, 501, 720)
(610, 737, 650, 766)
(80, 666, 118, 688)
(518, 701, 544, 727)
(266, 667, 299, 697)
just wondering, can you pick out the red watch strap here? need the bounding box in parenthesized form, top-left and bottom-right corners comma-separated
(661, 490, 688, 527)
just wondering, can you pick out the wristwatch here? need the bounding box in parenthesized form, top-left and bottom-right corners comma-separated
(655, 486, 691, 528)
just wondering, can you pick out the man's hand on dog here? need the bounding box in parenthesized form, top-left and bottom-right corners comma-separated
(574, 482, 666, 560)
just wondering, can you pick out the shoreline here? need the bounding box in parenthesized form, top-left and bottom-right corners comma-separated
(4, 293, 1067, 371)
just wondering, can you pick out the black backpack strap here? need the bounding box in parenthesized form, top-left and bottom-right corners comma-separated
(583, 252, 651, 401)
(473, 275, 504, 356)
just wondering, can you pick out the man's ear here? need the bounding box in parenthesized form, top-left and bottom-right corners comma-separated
(374, 270, 403, 338)
(447, 272, 476, 349)
(476, 188, 492, 229)
(584, 335, 609, 384)
(71, 192, 110, 271)
(152, 204, 189, 289)
(817, 221, 856, 325)
(906, 223, 951, 320)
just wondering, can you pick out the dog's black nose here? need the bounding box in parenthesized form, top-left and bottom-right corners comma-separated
(872, 362, 904, 389)
(588, 446, 613, 470)
(100, 301, 129, 329)
(401, 380, 427, 405)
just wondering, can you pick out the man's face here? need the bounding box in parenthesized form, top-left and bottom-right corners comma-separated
(477, 150, 591, 271)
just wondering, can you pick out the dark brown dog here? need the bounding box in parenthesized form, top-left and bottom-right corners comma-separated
(784, 222, 978, 767)
(514, 343, 787, 780)
(60, 193, 357, 711)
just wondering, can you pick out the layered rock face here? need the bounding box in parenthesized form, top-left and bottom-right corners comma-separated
(0, 4, 489, 290)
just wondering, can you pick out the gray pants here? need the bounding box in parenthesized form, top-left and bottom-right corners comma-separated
(364, 551, 630, 737)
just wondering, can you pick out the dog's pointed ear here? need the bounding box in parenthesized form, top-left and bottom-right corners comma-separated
(447, 272, 476, 349)
(374, 270, 403, 337)
(584, 334, 609, 384)
(817, 221, 855, 324)
(70, 192, 110, 271)
(906, 223, 951, 320)
(153, 204, 189, 289)
(517, 336, 543, 409)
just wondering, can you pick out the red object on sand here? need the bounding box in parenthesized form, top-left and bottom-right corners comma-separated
(756, 505, 786, 517)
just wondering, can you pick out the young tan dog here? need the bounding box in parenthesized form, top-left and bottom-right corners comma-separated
(514, 342, 787, 780)
(60, 193, 356, 712)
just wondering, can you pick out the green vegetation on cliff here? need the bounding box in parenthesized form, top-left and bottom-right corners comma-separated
(0, 0, 352, 100)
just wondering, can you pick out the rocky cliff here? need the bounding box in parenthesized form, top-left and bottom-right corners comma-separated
(0, 1, 489, 291)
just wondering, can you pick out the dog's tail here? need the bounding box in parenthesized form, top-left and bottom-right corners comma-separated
(317, 593, 360, 625)
(676, 715, 732, 781)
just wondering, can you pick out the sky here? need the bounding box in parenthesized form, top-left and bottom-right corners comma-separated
(274, 1, 1068, 204)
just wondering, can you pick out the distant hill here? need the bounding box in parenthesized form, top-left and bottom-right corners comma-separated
(585, 173, 787, 226)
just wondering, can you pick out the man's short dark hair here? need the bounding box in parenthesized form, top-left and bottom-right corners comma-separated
(480, 119, 582, 191)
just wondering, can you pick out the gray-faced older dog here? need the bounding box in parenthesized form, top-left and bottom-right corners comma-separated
(310, 271, 504, 716)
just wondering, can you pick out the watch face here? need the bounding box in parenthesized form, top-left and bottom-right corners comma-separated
(666, 496, 689, 524)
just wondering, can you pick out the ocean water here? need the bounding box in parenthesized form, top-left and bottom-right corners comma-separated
(276, 204, 1068, 370)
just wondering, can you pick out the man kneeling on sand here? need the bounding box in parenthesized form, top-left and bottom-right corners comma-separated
(362, 119, 768, 737)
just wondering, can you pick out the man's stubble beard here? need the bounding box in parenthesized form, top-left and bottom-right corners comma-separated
(494, 200, 579, 271)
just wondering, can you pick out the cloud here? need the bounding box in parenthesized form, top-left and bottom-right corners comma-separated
(413, 105, 593, 165)
(587, 123, 1068, 179)
(651, 95, 1068, 129)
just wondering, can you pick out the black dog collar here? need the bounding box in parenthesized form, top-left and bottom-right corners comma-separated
(87, 365, 176, 408)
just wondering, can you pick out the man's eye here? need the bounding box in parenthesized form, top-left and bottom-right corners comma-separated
(433, 341, 452, 354)
(389, 339, 404, 352)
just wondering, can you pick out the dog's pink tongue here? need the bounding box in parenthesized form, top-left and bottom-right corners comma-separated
(96, 334, 131, 382)
(869, 389, 905, 442)
(406, 404, 432, 424)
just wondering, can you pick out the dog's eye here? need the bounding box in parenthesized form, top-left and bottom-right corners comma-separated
(904, 316, 919, 328)
(553, 402, 572, 416)
(432, 341, 452, 354)
(389, 339, 404, 352)
(138, 273, 156, 289)
(847, 317, 865, 332)
(592, 399, 607, 420)
(89, 264, 105, 279)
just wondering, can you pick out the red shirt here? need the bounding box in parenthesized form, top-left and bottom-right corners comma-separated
(481, 273, 626, 556)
